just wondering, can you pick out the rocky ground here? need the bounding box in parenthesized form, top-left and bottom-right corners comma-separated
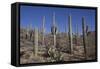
(20, 29, 96, 64)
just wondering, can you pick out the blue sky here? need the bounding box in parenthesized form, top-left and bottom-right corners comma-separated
(20, 5, 96, 34)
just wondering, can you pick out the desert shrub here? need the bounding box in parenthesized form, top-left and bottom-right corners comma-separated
(47, 47, 64, 62)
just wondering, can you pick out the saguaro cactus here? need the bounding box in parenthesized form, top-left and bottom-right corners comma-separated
(26, 23, 32, 40)
(51, 13, 57, 48)
(29, 23, 33, 40)
(42, 16, 45, 47)
(82, 17, 87, 59)
(68, 15, 73, 54)
(76, 23, 79, 46)
(34, 27, 38, 57)
(26, 25, 29, 39)
(53, 13, 56, 48)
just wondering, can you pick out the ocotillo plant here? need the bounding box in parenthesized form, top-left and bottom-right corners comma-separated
(68, 15, 73, 54)
(82, 17, 87, 59)
(34, 27, 38, 57)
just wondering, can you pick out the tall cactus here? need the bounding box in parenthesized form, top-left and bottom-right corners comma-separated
(53, 13, 56, 48)
(68, 15, 73, 54)
(34, 27, 38, 57)
(26, 23, 32, 40)
(29, 23, 33, 40)
(82, 17, 87, 59)
(26, 25, 29, 39)
(42, 16, 45, 47)
(76, 23, 78, 46)
(51, 12, 57, 48)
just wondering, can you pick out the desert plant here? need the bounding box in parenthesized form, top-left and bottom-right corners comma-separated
(68, 15, 73, 54)
(47, 47, 64, 62)
(82, 17, 88, 59)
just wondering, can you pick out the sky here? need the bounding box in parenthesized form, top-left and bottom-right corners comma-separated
(20, 5, 96, 34)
